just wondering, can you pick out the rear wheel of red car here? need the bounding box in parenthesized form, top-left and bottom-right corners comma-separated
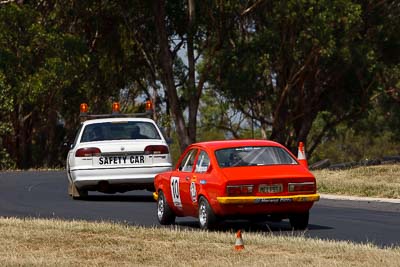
(289, 211, 309, 230)
(198, 196, 218, 230)
(157, 191, 175, 225)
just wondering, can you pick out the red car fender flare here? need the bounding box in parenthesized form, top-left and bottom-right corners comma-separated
(196, 189, 223, 216)
(154, 174, 172, 203)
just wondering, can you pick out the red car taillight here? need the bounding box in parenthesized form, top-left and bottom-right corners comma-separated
(288, 182, 315, 193)
(144, 145, 169, 155)
(226, 185, 254, 196)
(75, 147, 101, 157)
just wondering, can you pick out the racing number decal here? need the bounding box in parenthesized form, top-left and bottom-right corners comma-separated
(190, 182, 197, 202)
(170, 176, 182, 208)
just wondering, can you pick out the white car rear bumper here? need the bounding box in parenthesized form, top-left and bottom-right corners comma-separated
(70, 165, 172, 188)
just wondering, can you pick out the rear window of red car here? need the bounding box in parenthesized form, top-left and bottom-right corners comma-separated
(215, 146, 298, 167)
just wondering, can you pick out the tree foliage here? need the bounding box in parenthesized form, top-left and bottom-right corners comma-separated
(205, 0, 399, 154)
(0, 0, 398, 169)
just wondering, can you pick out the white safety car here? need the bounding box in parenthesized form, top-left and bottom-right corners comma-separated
(66, 102, 172, 199)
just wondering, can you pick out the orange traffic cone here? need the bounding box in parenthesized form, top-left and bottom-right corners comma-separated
(234, 230, 244, 251)
(297, 142, 308, 169)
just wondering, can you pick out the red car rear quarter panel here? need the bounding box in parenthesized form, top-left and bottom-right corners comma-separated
(197, 173, 226, 212)
(154, 172, 178, 211)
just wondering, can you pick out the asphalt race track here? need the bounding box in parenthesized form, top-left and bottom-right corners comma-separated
(0, 171, 399, 247)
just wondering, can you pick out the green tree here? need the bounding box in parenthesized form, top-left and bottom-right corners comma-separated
(207, 0, 399, 154)
(152, 0, 222, 151)
(1, 0, 398, 169)
(0, 1, 153, 168)
(0, 3, 99, 168)
(0, 71, 15, 169)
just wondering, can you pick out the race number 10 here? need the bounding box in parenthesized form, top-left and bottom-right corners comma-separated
(170, 176, 182, 208)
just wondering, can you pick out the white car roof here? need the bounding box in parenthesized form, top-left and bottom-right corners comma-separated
(81, 117, 157, 126)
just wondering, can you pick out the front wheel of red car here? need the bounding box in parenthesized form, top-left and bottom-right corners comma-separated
(289, 211, 309, 230)
(157, 191, 175, 225)
(198, 196, 218, 230)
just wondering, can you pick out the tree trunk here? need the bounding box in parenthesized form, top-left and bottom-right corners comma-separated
(14, 104, 33, 169)
(45, 107, 57, 167)
(152, 0, 191, 152)
(187, 0, 197, 144)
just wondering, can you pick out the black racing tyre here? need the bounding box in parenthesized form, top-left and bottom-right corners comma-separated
(198, 196, 218, 230)
(157, 191, 175, 225)
(289, 211, 309, 230)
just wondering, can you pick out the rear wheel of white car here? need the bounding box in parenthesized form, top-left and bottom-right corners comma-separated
(198, 196, 218, 230)
(289, 211, 309, 230)
(69, 181, 88, 200)
(157, 191, 175, 225)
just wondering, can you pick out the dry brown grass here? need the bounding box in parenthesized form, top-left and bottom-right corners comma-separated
(312, 164, 400, 198)
(0, 217, 399, 267)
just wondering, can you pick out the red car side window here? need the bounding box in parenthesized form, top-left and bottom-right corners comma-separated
(178, 149, 198, 172)
(194, 150, 210, 173)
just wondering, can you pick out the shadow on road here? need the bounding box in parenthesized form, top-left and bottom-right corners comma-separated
(78, 194, 155, 203)
(174, 220, 333, 233)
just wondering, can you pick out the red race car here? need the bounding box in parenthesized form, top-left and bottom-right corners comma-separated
(153, 139, 319, 230)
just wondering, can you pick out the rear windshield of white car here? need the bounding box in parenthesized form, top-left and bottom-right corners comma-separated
(80, 121, 161, 142)
(215, 146, 298, 167)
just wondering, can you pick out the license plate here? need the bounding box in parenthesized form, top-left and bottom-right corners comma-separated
(98, 155, 146, 165)
(258, 184, 283, 193)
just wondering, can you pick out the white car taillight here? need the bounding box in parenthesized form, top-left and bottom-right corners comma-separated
(75, 147, 101, 157)
(144, 145, 169, 155)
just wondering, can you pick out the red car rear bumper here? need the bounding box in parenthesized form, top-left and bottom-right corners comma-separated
(213, 194, 319, 216)
(217, 194, 319, 204)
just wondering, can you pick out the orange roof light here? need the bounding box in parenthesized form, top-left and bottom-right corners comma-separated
(145, 99, 153, 112)
(80, 103, 89, 114)
(112, 102, 120, 113)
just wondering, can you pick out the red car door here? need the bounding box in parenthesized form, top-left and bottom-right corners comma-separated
(170, 148, 198, 215)
(184, 150, 212, 216)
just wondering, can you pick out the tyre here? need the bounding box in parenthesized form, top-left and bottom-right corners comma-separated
(198, 196, 218, 230)
(69, 181, 88, 200)
(68, 180, 73, 196)
(157, 191, 175, 225)
(289, 211, 309, 230)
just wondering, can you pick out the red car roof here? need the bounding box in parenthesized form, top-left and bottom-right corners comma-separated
(192, 139, 284, 151)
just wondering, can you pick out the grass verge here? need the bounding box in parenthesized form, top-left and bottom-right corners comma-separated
(312, 164, 400, 198)
(0, 217, 399, 266)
